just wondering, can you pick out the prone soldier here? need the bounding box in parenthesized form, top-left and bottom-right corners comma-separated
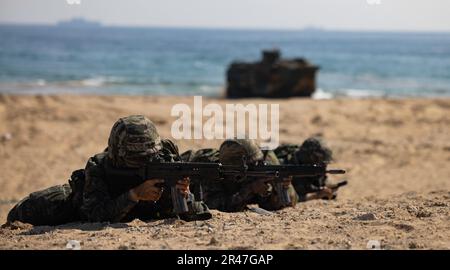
(273, 137, 347, 202)
(185, 139, 298, 212)
(6, 115, 211, 225)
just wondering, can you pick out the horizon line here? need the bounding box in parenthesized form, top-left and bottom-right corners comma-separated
(0, 21, 449, 34)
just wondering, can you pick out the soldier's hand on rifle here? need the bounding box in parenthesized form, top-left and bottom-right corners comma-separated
(318, 187, 335, 200)
(281, 176, 292, 188)
(129, 179, 165, 202)
(248, 181, 270, 197)
(176, 177, 190, 198)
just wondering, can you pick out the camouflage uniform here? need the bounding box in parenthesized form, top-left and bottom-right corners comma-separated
(6, 183, 77, 226)
(258, 150, 299, 210)
(189, 139, 297, 212)
(7, 115, 211, 225)
(181, 148, 220, 204)
(274, 137, 333, 202)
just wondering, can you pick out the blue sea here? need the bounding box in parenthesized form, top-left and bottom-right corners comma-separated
(1, 25, 450, 98)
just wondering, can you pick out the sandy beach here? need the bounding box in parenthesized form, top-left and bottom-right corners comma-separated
(0, 94, 449, 249)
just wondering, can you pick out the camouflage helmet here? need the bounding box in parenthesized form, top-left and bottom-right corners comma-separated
(107, 115, 162, 168)
(295, 137, 333, 165)
(191, 148, 220, 163)
(219, 139, 264, 165)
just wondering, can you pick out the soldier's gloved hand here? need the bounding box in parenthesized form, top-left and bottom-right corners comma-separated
(248, 181, 270, 197)
(176, 177, 190, 198)
(129, 179, 164, 202)
(318, 187, 335, 200)
(281, 176, 292, 188)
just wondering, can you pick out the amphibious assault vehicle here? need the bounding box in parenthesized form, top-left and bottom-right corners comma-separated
(226, 49, 319, 98)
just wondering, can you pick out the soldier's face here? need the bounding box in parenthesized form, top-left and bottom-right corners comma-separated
(122, 149, 162, 168)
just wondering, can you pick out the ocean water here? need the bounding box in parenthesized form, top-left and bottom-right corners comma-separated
(1, 25, 450, 98)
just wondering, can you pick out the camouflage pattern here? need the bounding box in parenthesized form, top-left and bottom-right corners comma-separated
(275, 137, 333, 201)
(258, 150, 299, 210)
(7, 115, 211, 225)
(180, 149, 195, 162)
(273, 144, 301, 165)
(219, 139, 263, 165)
(182, 148, 219, 203)
(7, 184, 77, 226)
(191, 148, 220, 163)
(191, 139, 297, 212)
(80, 114, 210, 222)
(263, 149, 283, 165)
(107, 115, 162, 168)
(296, 137, 333, 165)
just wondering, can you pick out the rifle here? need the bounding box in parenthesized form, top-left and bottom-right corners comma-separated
(326, 180, 348, 200)
(228, 163, 346, 206)
(135, 161, 226, 214)
(119, 160, 345, 214)
(134, 161, 285, 213)
(330, 180, 348, 190)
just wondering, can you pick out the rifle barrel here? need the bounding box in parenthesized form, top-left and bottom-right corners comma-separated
(326, 169, 346, 174)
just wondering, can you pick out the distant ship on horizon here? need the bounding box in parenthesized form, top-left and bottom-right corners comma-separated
(56, 18, 102, 28)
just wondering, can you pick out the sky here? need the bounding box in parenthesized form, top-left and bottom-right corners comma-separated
(1, 0, 450, 32)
